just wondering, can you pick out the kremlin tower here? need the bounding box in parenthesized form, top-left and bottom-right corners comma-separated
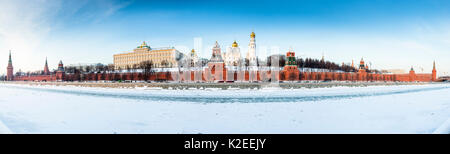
(432, 61, 437, 81)
(57, 60, 64, 71)
(207, 41, 226, 81)
(286, 48, 297, 66)
(44, 57, 50, 75)
(409, 66, 416, 82)
(56, 60, 65, 81)
(210, 41, 224, 62)
(358, 58, 366, 73)
(6, 51, 13, 81)
(359, 58, 365, 69)
(283, 48, 300, 81)
(358, 58, 367, 81)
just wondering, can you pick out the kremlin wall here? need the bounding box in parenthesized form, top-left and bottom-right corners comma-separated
(5, 32, 437, 83)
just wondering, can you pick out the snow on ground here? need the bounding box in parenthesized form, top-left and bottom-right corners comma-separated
(0, 83, 449, 134)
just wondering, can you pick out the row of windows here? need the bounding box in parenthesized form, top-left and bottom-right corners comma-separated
(115, 57, 174, 63)
(115, 54, 173, 60)
(114, 62, 177, 69)
(116, 60, 176, 65)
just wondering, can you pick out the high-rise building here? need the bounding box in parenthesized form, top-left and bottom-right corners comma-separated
(6, 51, 14, 81)
(113, 41, 183, 70)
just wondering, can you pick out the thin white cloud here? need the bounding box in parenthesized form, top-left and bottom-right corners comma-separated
(0, 0, 130, 74)
(0, 0, 61, 74)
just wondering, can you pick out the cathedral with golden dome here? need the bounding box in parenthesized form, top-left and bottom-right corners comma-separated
(223, 40, 242, 67)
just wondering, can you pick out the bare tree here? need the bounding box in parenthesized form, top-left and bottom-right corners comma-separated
(126, 65, 131, 73)
(139, 60, 153, 81)
(161, 60, 169, 68)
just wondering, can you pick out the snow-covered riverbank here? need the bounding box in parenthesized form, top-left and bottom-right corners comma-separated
(0, 83, 449, 134)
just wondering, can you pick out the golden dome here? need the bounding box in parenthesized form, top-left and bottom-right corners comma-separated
(250, 31, 255, 38)
(232, 41, 238, 47)
(191, 49, 196, 56)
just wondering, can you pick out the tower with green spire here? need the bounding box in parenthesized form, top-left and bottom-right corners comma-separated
(285, 47, 297, 66)
(283, 48, 300, 81)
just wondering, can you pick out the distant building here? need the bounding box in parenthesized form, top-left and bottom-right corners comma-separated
(113, 41, 183, 70)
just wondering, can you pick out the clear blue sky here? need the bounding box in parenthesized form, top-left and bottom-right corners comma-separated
(1, 0, 449, 76)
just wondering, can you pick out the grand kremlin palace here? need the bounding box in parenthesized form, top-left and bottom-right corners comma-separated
(113, 42, 183, 70)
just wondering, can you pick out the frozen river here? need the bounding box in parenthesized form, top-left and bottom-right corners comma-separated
(0, 83, 449, 134)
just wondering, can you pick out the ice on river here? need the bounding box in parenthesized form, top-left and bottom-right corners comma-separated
(0, 83, 449, 134)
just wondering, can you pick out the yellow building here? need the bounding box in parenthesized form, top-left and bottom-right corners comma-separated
(113, 41, 183, 70)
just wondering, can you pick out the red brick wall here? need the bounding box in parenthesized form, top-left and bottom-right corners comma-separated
(13, 69, 434, 83)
